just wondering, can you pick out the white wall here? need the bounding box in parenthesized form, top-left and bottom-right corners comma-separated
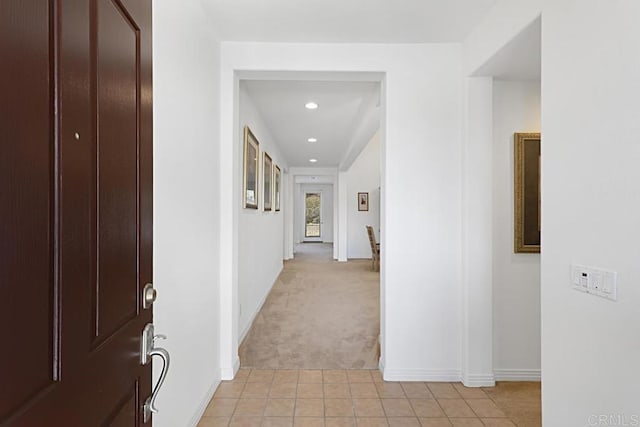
(153, 2, 221, 426)
(347, 132, 381, 259)
(461, 76, 495, 386)
(294, 184, 334, 244)
(492, 80, 541, 379)
(220, 43, 464, 381)
(461, 0, 543, 389)
(463, 0, 542, 76)
(467, 0, 640, 423)
(238, 85, 288, 341)
(283, 172, 294, 260)
(541, 1, 640, 425)
(338, 171, 348, 262)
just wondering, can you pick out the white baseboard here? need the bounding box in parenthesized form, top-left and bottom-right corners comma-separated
(494, 369, 541, 381)
(462, 373, 495, 387)
(383, 369, 461, 382)
(238, 306, 259, 345)
(233, 357, 240, 376)
(188, 378, 220, 427)
(239, 267, 283, 345)
(374, 367, 539, 383)
(220, 357, 240, 381)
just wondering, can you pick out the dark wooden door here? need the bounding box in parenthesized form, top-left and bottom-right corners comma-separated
(1, 0, 153, 425)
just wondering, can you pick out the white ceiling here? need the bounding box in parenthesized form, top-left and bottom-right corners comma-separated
(473, 17, 541, 80)
(203, 0, 497, 43)
(241, 80, 380, 168)
(295, 175, 335, 184)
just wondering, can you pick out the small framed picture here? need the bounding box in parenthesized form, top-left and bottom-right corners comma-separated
(274, 165, 281, 212)
(514, 132, 541, 253)
(358, 192, 369, 211)
(243, 126, 259, 209)
(263, 152, 273, 211)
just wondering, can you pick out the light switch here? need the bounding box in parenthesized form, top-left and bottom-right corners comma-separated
(591, 271, 602, 290)
(602, 271, 617, 296)
(572, 266, 587, 287)
(571, 264, 617, 301)
(580, 272, 588, 288)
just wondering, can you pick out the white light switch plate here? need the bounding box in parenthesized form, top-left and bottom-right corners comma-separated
(571, 264, 617, 301)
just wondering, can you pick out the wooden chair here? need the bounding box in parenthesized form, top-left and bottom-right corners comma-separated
(366, 225, 380, 272)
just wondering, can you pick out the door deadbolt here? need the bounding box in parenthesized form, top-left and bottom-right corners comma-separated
(143, 283, 156, 309)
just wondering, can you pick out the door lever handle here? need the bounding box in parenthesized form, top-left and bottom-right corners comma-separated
(140, 323, 170, 423)
(143, 346, 170, 423)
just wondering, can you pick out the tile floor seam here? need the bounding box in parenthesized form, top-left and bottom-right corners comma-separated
(464, 399, 482, 420)
(430, 397, 446, 421)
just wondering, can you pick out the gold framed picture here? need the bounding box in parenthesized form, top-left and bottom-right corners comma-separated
(263, 152, 273, 211)
(243, 126, 259, 209)
(514, 132, 541, 253)
(274, 165, 281, 212)
(358, 192, 369, 211)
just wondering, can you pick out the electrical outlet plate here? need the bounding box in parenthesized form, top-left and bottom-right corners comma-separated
(571, 264, 617, 301)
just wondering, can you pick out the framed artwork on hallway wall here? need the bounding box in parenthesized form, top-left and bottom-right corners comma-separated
(243, 126, 259, 209)
(358, 192, 369, 211)
(263, 152, 273, 211)
(514, 132, 541, 253)
(274, 165, 281, 212)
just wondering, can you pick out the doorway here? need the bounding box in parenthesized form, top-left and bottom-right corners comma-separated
(304, 192, 322, 241)
(465, 13, 541, 398)
(230, 74, 384, 374)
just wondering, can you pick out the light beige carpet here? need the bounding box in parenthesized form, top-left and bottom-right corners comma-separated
(239, 243, 380, 369)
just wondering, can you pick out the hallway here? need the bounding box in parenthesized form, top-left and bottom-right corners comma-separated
(239, 243, 380, 369)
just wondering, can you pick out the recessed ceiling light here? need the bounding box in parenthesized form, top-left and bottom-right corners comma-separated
(305, 102, 318, 110)
(307, 138, 317, 143)
(309, 158, 318, 163)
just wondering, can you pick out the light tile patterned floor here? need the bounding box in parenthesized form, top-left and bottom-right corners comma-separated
(198, 369, 541, 427)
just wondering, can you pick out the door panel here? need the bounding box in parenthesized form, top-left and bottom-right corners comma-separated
(101, 384, 138, 427)
(0, 0, 57, 420)
(1, 0, 154, 425)
(93, 0, 141, 343)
